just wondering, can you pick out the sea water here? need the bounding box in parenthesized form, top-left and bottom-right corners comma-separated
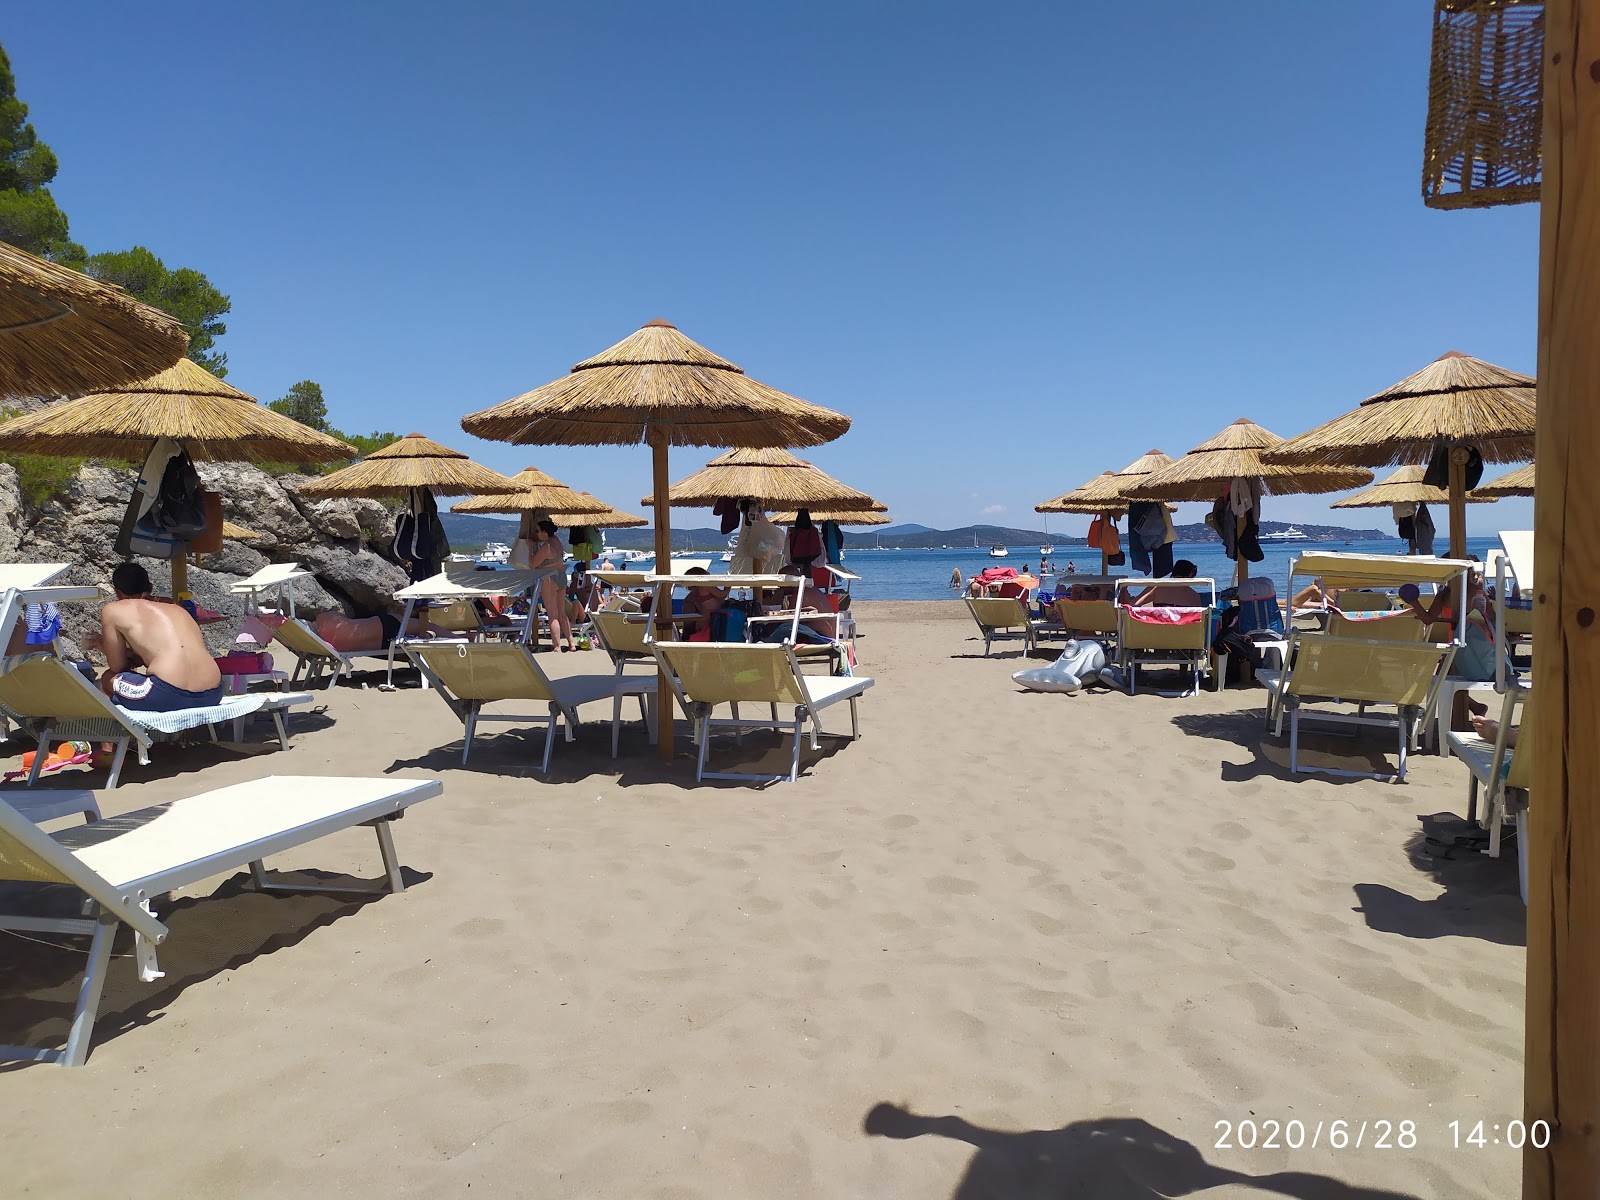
(693, 536, 1509, 601)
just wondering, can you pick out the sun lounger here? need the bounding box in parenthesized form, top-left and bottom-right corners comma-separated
(1445, 684, 1531, 860)
(406, 641, 656, 768)
(1257, 634, 1456, 782)
(1116, 606, 1214, 696)
(1054, 598, 1119, 647)
(269, 616, 393, 688)
(1326, 609, 1425, 641)
(0, 774, 440, 1067)
(0, 655, 313, 788)
(964, 596, 1040, 657)
(653, 641, 873, 784)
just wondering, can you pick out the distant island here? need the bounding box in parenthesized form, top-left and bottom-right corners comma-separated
(439, 513, 1388, 553)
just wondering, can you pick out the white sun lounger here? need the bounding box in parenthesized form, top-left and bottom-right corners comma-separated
(0, 774, 441, 1067)
(654, 641, 873, 784)
(0, 655, 313, 788)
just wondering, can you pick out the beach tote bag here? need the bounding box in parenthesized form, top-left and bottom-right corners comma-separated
(150, 449, 208, 539)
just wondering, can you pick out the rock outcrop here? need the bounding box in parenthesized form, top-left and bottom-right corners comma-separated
(3, 462, 409, 656)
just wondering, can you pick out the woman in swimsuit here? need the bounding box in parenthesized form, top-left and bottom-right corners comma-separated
(529, 520, 575, 651)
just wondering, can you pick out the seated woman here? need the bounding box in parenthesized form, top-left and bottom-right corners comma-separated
(566, 562, 600, 628)
(312, 609, 448, 652)
(681, 567, 728, 638)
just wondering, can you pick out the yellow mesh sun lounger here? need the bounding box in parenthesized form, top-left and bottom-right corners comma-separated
(654, 641, 873, 784)
(964, 596, 1039, 657)
(0, 655, 312, 788)
(0, 774, 440, 1067)
(269, 617, 393, 689)
(406, 641, 656, 768)
(1257, 634, 1456, 782)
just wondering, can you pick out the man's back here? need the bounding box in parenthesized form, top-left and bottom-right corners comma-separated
(103, 598, 220, 692)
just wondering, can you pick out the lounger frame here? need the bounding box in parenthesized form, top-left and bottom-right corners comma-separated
(0, 775, 440, 1067)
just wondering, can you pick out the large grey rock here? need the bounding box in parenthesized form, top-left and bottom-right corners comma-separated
(0, 464, 23, 561)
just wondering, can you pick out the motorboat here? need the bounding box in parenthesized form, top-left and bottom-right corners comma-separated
(1259, 526, 1310, 542)
(988, 546, 1009, 558)
(475, 541, 512, 566)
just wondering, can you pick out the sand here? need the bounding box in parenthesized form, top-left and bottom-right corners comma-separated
(2, 601, 1526, 1198)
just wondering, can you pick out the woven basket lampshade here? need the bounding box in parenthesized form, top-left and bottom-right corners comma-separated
(1127, 419, 1373, 503)
(0, 358, 358, 464)
(641, 447, 880, 511)
(1331, 464, 1496, 508)
(296, 433, 520, 499)
(0, 241, 188, 397)
(448, 465, 613, 516)
(1473, 461, 1537, 496)
(1423, 0, 1545, 210)
(770, 504, 891, 526)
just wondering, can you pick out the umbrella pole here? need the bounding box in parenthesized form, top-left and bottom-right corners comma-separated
(1448, 446, 1468, 619)
(172, 549, 190, 603)
(1525, 6, 1600, 1192)
(649, 430, 674, 763)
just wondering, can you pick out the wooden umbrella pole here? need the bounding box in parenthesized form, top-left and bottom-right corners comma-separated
(1525, 1, 1600, 1192)
(649, 429, 675, 763)
(172, 551, 190, 603)
(1448, 444, 1469, 620)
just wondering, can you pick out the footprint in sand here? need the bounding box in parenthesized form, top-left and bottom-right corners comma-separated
(1186, 848, 1236, 872)
(456, 1062, 531, 1098)
(882, 814, 918, 829)
(927, 875, 980, 896)
(1214, 820, 1251, 842)
(454, 916, 506, 938)
(1025, 910, 1067, 935)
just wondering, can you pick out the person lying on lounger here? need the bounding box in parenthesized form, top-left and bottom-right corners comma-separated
(1469, 712, 1518, 748)
(1133, 559, 1206, 608)
(98, 562, 222, 712)
(312, 609, 449, 652)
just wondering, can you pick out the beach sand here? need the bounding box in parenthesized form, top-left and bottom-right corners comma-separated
(2, 601, 1526, 1198)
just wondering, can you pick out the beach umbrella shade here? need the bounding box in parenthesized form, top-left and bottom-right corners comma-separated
(1127, 418, 1372, 585)
(448, 465, 615, 517)
(641, 447, 880, 511)
(0, 357, 357, 599)
(770, 504, 891, 526)
(1330, 465, 1495, 509)
(1035, 452, 1179, 572)
(546, 493, 648, 529)
(220, 519, 261, 540)
(1262, 351, 1537, 558)
(0, 240, 188, 398)
(296, 433, 521, 499)
(460, 318, 851, 761)
(1036, 473, 1123, 515)
(1473, 462, 1536, 498)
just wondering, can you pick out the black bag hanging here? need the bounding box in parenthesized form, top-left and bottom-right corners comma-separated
(149, 449, 207, 540)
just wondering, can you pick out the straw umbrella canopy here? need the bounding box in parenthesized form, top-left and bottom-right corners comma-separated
(547, 494, 648, 529)
(296, 433, 520, 499)
(0, 357, 357, 599)
(770, 504, 892, 526)
(0, 357, 357, 464)
(0, 240, 188, 397)
(460, 318, 851, 763)
(220, 519, 261, 540)
(1128, 419, 1373, 503)
(1330, 465, 1493, 509)
(641, 447, 879, 511)
(1474, 462, 1536, 498)
(1036, 473, 1121, 515)
(1262, 351, 1537, 558)
(448, 465, 614, 517)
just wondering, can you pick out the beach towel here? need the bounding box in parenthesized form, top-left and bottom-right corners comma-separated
(1123, 606, 1205, 625)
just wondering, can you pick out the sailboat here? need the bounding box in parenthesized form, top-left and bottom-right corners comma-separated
(1039, 514, 1054, 558)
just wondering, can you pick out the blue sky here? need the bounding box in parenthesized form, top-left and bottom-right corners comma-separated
(6, 3, 1537, 536)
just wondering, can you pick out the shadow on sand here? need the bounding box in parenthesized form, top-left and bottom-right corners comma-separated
(1169, 710, 1380, 786)
(1352, 814, 1524, 947)
(863, 1104, 1421, 1199)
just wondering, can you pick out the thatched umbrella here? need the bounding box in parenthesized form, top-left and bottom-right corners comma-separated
(1262, 351, 1536, 559)
(460, 318, 850, 762)
(1474, 462, 1536, 498)
(641, 447, 878, 511)
(221, 519, 261, 541)
(1036, 473, 1119, 515)
(1330, 465, 1493, 509)
(0, 357, 356, 599)
(546, 493, 648, 529)
(771, 505, 891, 526)
(0, 241, 187, 397)
(1127, 418, 1372, 585)
(448, 465, 614, 517)
(297, 432, 520, 499)
(1035, 453, 1179, 573)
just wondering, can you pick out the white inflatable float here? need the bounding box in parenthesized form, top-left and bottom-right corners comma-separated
(1011, 639, 1108, 693)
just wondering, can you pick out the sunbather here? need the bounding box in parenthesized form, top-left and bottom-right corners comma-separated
(1133, 560, 1206, 608)
(99, 563, 222, 712)
(1290, 580, 1328, 609)
(312, 609, 448, 652)
(758, 564, 837, 643)
(1469, 712, 1518, 748)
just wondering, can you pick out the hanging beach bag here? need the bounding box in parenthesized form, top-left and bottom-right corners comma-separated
(150, 449, 207, 539)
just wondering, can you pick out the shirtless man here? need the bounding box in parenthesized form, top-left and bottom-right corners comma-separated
(99, 563, 222, 711)
(1133, 559, 1207, 608)
(312, 609, 447, 652)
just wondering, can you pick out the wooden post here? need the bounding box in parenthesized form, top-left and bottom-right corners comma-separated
(171, 550, 190, 602)
(648, 429, 675, 763)
(1524, 1, 1600, 1192)
(1448, 444, 1469, 618)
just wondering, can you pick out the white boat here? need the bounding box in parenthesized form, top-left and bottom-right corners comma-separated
(1039, 545, 1054, 557)
(475, 541, 511, 566)
(446, 552, 474, 564)
(988, 546, 1009, 558)
(1259, 525, 1311, 542)
(721, 535, 738, 563)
